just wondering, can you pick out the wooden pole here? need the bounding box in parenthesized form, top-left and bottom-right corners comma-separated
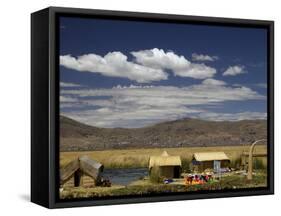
(247, 139, 266, 180)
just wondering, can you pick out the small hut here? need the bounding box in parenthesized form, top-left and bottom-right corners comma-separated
(60, 155, 104, 187)
(149, 151, 182, 179)
(191, 152, 230, 172)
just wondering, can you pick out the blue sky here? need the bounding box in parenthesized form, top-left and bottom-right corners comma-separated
(59, 16, 267, 128)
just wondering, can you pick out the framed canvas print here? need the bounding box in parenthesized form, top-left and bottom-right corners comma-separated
(31, 7, 274, 208)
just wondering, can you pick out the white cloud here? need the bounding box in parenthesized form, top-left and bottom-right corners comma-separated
(60, 82, 82, 87)
(114, 84, 155, 89)
(174, 63, 216, 79)
(131, 48, 216, 79)
(202, 78, 226, 86)
(61, 82, 265, 128)
(62, 105, 201, 128)
(131, 48, 190, 70)
(60, 96, 78, 103)
(60, 52, 168, 83)
(255, 83, 267, 88)
(62, 85, 264, 107)
(198, 112, 267, 121)
(61, 49, 217, 82)
(223, 65, 246, 76)
(192, 53, 218, 61)
(233, 83, 267, 89)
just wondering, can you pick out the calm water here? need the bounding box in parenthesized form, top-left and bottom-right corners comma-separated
(101, 168, 148, 185)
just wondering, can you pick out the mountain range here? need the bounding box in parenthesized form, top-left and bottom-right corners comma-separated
(60, 115, 267, 151)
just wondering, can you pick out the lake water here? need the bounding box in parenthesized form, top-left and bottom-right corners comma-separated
(101, 168, 148, 185)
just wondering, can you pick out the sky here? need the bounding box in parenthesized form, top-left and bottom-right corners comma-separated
(59, 16, 268, 128)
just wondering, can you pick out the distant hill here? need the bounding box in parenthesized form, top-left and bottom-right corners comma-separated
(60, 115, 267, 151)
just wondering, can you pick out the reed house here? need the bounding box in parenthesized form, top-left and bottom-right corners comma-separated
(191, 152, 230, 172)
(60, 155, 104, 187)
(149, 151, 182, 179)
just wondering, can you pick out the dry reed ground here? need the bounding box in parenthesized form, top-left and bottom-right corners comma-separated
(60, 145, 267, 169)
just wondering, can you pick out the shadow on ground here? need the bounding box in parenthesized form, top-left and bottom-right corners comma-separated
(19, 194, 30, 202)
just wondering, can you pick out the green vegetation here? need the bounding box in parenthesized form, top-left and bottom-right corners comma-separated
(181, 158, 192, 172)
(60, 172, 267, 199)
(149, 166, 162, 183)
(253, 158, 267, 170)
(230, 158, 241, 169)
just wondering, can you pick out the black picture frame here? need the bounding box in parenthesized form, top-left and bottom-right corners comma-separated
(31, 6, 274, 209)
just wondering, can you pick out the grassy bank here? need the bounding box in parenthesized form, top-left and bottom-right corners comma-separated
(60, 145, 267, 169)
(60, 171, 267, 199)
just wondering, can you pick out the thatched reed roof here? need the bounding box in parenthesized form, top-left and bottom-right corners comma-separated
(60, 155, 103, 184)
(193, 152, 230, 162)
(149, 151, 182, 169)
